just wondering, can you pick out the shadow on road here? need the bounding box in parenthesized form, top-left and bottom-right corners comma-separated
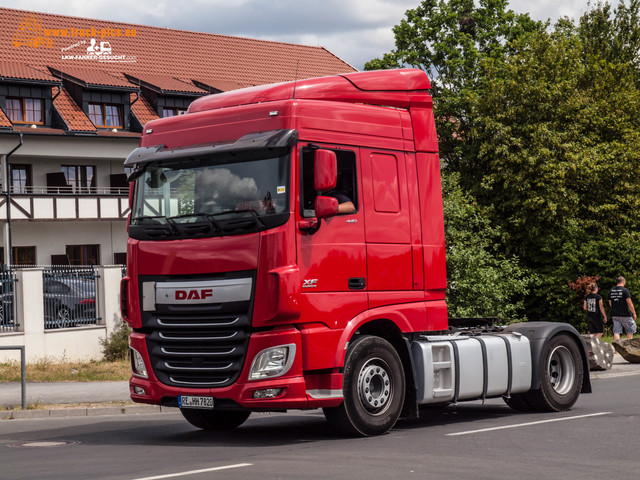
(12, 400, 553, 448)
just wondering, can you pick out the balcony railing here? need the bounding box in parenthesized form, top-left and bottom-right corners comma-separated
(0, 188, 131, 221)
(7, 185, 128, 195)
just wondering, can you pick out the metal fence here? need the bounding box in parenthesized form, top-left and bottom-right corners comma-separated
(0, 270, 18, 333)
(42, 266, 100, 329)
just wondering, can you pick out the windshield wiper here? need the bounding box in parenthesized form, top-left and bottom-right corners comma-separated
(168, 213, 222, 232)
(229, 209, 266, 228)
(133, 215, 179, 237)
(220, 210, 266, 233)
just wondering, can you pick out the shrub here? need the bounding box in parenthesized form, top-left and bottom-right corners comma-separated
(100, 321, 131, 362)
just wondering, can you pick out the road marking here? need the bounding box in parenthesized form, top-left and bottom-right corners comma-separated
(131, 463, 253, 480)
(592, 371, 640, 379)
(446, 412, 611, 436)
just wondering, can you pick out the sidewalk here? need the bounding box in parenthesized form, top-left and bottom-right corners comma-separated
(0, 381, 178, 419)
(1, 354, 638, 420)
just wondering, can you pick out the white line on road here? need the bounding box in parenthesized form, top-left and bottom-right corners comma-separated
(446, 412, 611, 436)
(592, 371, 640, 379)
(131, 463, 253, 480)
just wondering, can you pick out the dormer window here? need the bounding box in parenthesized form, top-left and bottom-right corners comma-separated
(162, 107, 187, 117)
(88, 103, 122, 128)
(6, 97, 44, 124)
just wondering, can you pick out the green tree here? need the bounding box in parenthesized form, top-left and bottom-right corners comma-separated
(443, 171, 532, 321)
(579, 0, 640, 79)
(368, 1, 640, 328)
(471, 16, 640, 324)
(365, 0, 542, 176)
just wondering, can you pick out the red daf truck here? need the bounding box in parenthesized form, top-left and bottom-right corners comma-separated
(121, 69, 590, 436)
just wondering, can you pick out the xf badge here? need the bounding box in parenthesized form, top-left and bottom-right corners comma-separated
(303, 279, 318, 289)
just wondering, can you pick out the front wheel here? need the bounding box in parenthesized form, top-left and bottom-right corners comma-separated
(180, 409, 251, 431)
(505, 333, 583, 412)
(324, 336, 405, 436)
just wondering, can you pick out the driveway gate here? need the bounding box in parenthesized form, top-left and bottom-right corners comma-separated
(42, 266, 100, 329)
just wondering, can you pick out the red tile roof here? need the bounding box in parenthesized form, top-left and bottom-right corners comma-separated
(49, 67, 136, 89)
(13, 125, 65, 134)
(0, 61, 58, 82)
(126, 74, 206, 94)
(0, 7, 355, 88)
(0, 7, 356, 135)
(193, 78, 247, 93)
(0, 106, 12, 127)
(52, 85, 97, 132)
(130, 92, 159, 128)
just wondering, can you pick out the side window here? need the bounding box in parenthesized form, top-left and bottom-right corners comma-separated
(300, 147, 358, 217)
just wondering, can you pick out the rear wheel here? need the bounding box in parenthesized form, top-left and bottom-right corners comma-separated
(180, 409, 251, 431)
(324, 336, 405, 436)
(505, 333, 583, 412)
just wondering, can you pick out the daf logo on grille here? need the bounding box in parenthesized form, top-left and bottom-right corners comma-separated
(175, 289, 213, 300)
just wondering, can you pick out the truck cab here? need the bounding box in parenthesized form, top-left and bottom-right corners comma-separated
(122, 69, 589, 436)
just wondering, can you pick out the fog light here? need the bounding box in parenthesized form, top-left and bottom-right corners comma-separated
(133, 386, 146, 396)
(249, 344, 296, 380)
(130, 348, 148, 379)
(253, 388, 284, 399)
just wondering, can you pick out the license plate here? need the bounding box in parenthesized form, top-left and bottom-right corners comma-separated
(178, 396, 214, 409)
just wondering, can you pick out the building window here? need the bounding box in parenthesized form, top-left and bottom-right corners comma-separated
(66, 244, 100, 265)
(61, 165, 95, 193)
(10, 164, 32, 194)
(88, 103, 122, 128)
(0, 246, 36, 266)
(6, 97, 44, 124)
(162, 107, 187, 117)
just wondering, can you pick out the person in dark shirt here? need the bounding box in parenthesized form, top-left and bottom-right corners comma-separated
(326, 189, 356, 214)
(608, 276, 637, 340)
(583, 283, 607, 339)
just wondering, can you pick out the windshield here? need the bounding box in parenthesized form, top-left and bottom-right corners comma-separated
(129, 152, 290, 240)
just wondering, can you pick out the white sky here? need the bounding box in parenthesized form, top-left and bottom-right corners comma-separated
(0, 0, 616, 69)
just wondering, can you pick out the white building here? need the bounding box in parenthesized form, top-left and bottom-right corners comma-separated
(0, 7, 355, 266)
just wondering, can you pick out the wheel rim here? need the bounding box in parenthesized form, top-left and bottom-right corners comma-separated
(357, 357, 393, 415)
(547, 345, 576, 395)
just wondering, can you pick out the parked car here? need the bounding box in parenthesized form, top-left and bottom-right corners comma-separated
(43, 277, 97, 328)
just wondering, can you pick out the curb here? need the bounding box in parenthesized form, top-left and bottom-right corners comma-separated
(1, 404, 179, 420)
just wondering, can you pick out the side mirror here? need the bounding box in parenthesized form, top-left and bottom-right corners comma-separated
(315, 195, 338, 219)
(314, 149, 337, 192)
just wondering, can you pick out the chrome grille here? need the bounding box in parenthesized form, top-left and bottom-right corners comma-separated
(140, 274, 253, 388)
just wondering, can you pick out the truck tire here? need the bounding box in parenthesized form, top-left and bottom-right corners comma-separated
(323, 335, 405, 436)
(506, 333, 583, 412)
(180, 409, 251, 431)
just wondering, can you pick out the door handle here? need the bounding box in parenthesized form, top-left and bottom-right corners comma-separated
(348, 277, 366, 290)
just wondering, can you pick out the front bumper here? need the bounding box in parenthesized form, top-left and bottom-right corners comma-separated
(129, 326, 343, 410)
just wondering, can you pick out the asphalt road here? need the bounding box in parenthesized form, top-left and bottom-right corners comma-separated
(1, 370, 638, 480)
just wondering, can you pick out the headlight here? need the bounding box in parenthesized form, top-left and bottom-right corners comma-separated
(130, 347, 148, 379)
(248, 344, 296, 380)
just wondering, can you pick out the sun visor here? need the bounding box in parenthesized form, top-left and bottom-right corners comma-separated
(124, 129, 298, 171)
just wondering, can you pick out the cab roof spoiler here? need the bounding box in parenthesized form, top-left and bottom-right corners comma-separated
(124, 129, 298, 173)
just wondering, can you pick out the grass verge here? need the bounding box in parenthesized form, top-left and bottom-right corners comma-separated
(0, 358, 130, 383)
